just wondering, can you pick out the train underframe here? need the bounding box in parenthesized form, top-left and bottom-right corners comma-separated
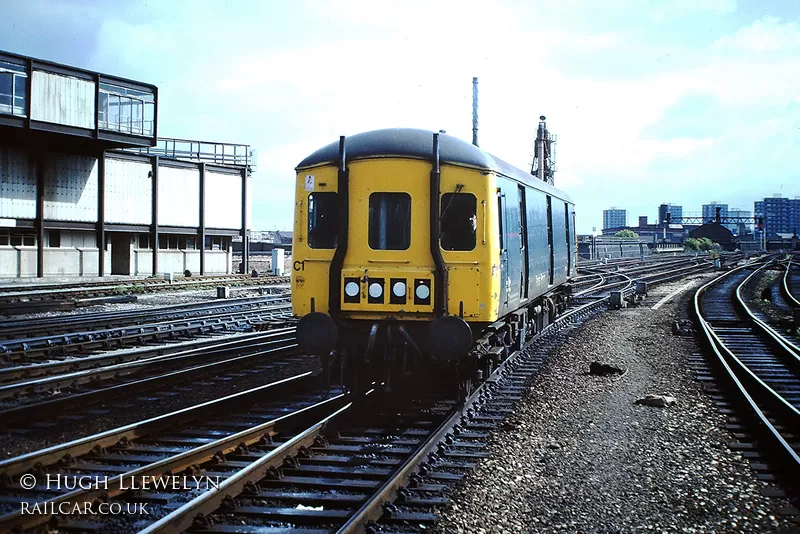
(304, 287, 572, 400)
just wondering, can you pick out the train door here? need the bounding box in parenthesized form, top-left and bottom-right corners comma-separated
(518, 185, 529, 300)
(546, 195, 554, 285)
(571, 208, 577, 276)
(497, 190, 509, 309)
(564, 202, 571, 276)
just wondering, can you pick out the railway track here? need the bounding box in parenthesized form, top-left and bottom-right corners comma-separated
(0, 292, 289, 341)
(575, 257, 713, 300)
(129, 280, 634, 533)
(782, 254, 800, 309)
(0, 274, 290, 315)
(131, 263, 712, 530)
(0, 259, 717, 532)
(0, 330, 279, 383)
(0, 373, 344, 532)
(0, 297, 292, 363)
(0, 327, 299, 420)
(693, 258, 800, 486)
(573, 258, 695, 296)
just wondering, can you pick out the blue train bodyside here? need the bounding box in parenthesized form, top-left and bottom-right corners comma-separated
(496, 175, 575, 318)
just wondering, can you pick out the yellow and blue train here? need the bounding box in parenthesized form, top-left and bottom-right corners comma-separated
(292, 128, 576, 393)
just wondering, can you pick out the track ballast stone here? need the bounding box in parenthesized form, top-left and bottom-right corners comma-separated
(435, 276, 799, 533)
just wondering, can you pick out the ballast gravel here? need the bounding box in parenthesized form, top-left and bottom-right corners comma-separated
(436, 274, 799, 533)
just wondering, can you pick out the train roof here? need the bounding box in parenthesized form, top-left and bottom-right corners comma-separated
(296, 128, 573, 202)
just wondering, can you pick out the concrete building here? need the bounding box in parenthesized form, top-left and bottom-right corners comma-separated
(603, 208, 626, 230)
(657, 203, 682, 225)
(755, 195, 800, 237)
(0, 50, 252, 278)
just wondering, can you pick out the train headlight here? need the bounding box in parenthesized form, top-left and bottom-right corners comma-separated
(343, 277, 360, 303)
(390, 278, 406, 304)
(367, 278, 385, 304)
(369, 283, 383, 298)
(344, 282, 360, 297)
(414, 279, 431, 305)
(415, 284, 430, 300)
(392, 281, 406, 297)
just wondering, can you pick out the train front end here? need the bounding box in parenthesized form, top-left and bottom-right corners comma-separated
(291, 130, 499, 391)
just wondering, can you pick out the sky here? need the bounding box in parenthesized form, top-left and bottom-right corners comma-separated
(1, 0, 798, 234)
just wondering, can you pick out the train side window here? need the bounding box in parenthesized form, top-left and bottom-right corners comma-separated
(440, 193, 477, 251)
(308, 192, 338, 249)
(369, 192, 411, 250)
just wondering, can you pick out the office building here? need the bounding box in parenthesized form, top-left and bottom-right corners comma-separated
(755, 195, 800, 237)
(603, 208, 627, 230)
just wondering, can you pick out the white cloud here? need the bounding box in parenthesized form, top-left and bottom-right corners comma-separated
(648, 0, 736, 21)
(713, 16, 800, 52)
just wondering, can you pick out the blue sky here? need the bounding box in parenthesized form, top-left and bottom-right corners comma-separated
(2, 0, 798, 233)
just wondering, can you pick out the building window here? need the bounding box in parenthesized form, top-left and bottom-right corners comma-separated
(8, 232, 36, 246)
(0, 61, 27, 117)
(138, 233, 151, 249)
(369, 192, 411, 250)
(178, 236, 197, 250)
(308, 192, 338, 249)
(440, 193, 477, 251)
(98, 82, 155, 136)
(158, 235, 188, 249)
(204, 236, 229, 251)
(49, 231, 61, 248)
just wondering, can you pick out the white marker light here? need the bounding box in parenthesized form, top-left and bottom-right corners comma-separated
(344, 281, 360, 297)
(369, 283, 383, 299)
(392, 281, 406, 297)
(415, 284, 430, 300)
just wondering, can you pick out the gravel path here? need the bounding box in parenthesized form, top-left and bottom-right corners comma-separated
(436, 274, 799, 533)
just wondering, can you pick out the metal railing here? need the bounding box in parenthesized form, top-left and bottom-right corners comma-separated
(124, 137, 256, 170)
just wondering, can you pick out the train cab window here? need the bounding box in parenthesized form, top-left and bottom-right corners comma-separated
(368, 192, 411, 250)
(308, 192, 338, 249)
(440, 193, 477, 251)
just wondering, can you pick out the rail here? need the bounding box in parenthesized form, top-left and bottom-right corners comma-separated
(0, 374, 338, 532)
(693, 259, 800, 480)
(782, 254, 800, 308)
